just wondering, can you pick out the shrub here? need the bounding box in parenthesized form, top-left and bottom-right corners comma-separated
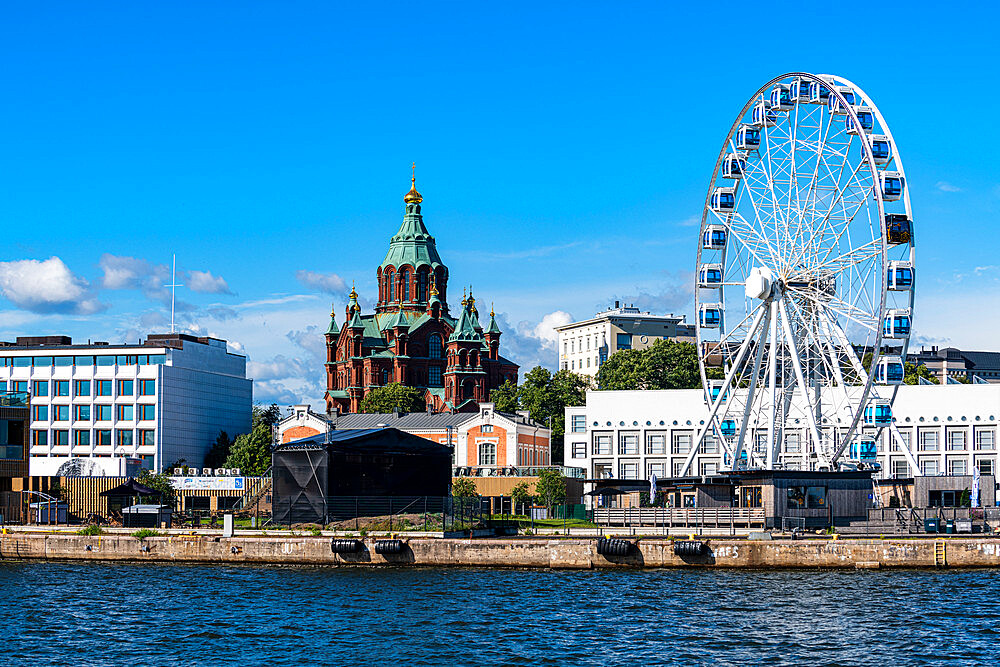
(77, 525, 103, 536)
(132, 528, 160, 540)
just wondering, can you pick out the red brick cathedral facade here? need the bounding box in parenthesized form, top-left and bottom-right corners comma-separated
(324, 174, 519, 414)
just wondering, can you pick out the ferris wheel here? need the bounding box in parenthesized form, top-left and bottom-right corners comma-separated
(689, 72, 915, 473)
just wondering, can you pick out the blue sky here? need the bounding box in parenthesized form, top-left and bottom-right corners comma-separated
(1, 3, 998, 406)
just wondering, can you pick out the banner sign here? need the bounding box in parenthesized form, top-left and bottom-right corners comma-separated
(169, 476, 246, 491)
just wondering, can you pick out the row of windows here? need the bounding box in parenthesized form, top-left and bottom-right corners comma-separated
(32, 429, 155, 447)
(564, 333, 606, 355)
(0, 354, 166, 368)
(31, 404, 156, 422)
(596, 460, 722, 479)
(582, 432, 715, 457)
(890, 457, 995, 477)
(3, 379, 156, 398)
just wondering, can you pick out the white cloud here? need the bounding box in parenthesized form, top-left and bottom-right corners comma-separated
(677, 214, 701, 227)
(188, 270, 233, 295)
(99, 254, 170, 299)
(522, 310, 573, 348)
(0, 257, 106, 315)
(612, 271, 694, 315)
(296, 270, 347, 294)
(935, 181, 962, 193)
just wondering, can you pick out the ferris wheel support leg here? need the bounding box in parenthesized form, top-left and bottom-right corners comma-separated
(818, 307, 873, 465)
(733, 301, 772, 470)
(682, 305, 768, 476)
(779, 299, 826, 469)
(765, 298, 780, 469)
(890, 422, 923, 477)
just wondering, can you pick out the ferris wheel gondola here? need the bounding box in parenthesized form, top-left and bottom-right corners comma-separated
(687, 72, 916, 473)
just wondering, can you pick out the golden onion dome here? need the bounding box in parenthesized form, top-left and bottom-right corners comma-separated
(404, 162, 423, 204)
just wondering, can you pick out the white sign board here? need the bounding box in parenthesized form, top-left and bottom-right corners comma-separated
(169, 476, 246, 491)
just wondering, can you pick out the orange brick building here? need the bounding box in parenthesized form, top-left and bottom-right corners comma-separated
(277, 402, 550, 469)
(324, 172, 519, 414)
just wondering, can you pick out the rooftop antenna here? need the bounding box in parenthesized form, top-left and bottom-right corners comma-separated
(164, 254, 183, 333)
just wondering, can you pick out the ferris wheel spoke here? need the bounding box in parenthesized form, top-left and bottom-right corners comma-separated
(764, 297, 780, 468)
(778, 298, 825, 464)
(732, 301, 772, 469)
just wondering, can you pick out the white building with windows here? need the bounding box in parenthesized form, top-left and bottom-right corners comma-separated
(0, 334, 252, 476)
(564, 384, 999, 485)
(555, 302, 695, 377)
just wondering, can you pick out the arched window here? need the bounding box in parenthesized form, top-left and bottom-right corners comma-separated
(387, 269, 395, 301)
(428, 334, 442, 359)
(470, 350, 479, 367)
(417, 270, 428, 301)
(463, 379, 475, 400)
(381, 368, 389, 385)
(459, 350, 467, 367)
(401, 268, 410, 301)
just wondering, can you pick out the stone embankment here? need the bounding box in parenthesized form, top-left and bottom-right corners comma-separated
(4, 531, 1000, 568)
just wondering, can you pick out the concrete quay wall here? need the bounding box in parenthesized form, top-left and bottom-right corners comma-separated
(4, 533, 1000, 568)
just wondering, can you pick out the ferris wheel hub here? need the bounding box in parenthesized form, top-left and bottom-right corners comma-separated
(745, 267, 774, 300)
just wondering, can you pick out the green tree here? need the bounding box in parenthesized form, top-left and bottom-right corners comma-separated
(596, 339, 702, 390)
(219, 403, 282, 477)
(358, 382, 425, 413)
(489, 380, 519, 413)
(904, 362, 938, 385)
(205, 431, 232, 468)
(451, 477, 479, 498)
(509, 481, 534, 510)
(137, 469, 177, 506)
(490, 367, 590, 463)
(534, 469, 566, 511)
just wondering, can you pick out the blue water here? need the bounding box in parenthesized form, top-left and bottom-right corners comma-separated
(3, 563, 999, 665)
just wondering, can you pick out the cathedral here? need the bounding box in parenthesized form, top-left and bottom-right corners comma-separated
(324, 171, 520, 414)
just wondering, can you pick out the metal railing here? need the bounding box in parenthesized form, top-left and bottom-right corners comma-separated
(451, 465, 586, 479)
(593, 506, 765, 530)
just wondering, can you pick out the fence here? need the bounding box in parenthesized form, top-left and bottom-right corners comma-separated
(593, 506, 766, 530)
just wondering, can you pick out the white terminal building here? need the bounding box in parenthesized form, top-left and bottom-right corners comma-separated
(564, 384, 999, 487)
(0, 334, 252, 476)
(555, 302, 695, 377)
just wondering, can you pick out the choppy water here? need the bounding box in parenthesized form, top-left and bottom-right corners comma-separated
(3, 562, 999, 665)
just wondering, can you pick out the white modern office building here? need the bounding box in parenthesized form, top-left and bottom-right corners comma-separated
(564, 384, 999, 483)
(555, 302, 695, 377)
(0, 334, 252, 476)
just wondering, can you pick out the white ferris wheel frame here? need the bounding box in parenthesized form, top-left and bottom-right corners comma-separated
(687, 72, 916, 474)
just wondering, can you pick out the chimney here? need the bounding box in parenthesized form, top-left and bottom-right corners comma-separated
(614, 300, 620, 309)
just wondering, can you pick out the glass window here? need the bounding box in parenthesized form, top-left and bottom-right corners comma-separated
(75, 380, 91, 396)
(787, 486, 827, 509)
(75, 405, 91, 421)
(33, 357, 53, 367)
(32, 430, 47, 446)
(672, 432, 692, 454)
(74, 430, 90, 447)
(13, 357, 32, 367)
(0, 381, 5, 392)
(948, 459, 968, 475)
(978, 458, 994, 476)
(54, 380, 69, 396)
(33, 381, 48, 397)
(571, 442, 586, 458)
(53, 430, 69, 446)
(920, 459, 940, 476)
(116, 430, 133, 447)
(52, 356, 73, 367)
(139, 429, 155, 447)
(975, 427, 995, 450)
(700, 462, 719, 476)
(148, 354, 166, 365)
(571, 415, 586, 433)
(96, 356, 115, 367)
(96, 380, 112, 396)
(891, 459, 910, 478)
(785, 432, 801, 453)
(478, 442, 496, 466)
(428, 366, 442, 387)
(116, 405, 134, 421)
(646, 433, 667, 455)
(74, 356, 94, 366)
(480, 424, 493, 433)
(139, 379, 156, 396)
(95, 405, 112, 421)
(619, 461, 639, 479)
(53, 405, 69, 421)
(918, 429, 940, 451)
(138, 405, 155, 421)
(13, 381, 27, 393)
(593, 434, 612, 456)
(117, 380, 134, 396)
(673, 461, 686, 477)
(619, 432, 639, 455)
(95, 430, 111, 446)
(648, 462, 668, 478)
(616, 333, 631, 350)
(946, 428, 967, 450)
(33, 405, 48, 421)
